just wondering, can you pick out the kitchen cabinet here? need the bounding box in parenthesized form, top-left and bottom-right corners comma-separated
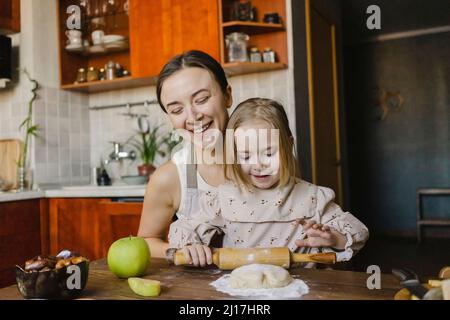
(0, 199, 48, 288)
(129, 0, 221, 79)
(58, 0, 288, 93)
(97, 200, 142, 257)
(49, 198, 142, 260)
(220, 0, 288, 75)
(0, 0, 20, 34)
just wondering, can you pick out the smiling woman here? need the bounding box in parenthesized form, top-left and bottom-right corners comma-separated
(137, 51, 233, 260)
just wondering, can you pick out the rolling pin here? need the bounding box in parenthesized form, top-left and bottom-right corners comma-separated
(167, 247, 336, 270)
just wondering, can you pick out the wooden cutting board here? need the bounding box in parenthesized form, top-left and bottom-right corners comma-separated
(0, 139, 23, 190)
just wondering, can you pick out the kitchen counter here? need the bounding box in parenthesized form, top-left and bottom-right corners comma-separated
(0, 190, 45, 203)
(0, 258, 402, 300)
(0, 185, 146, 203)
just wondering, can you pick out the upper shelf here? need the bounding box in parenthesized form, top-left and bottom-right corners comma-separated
(61, 62, 288, 92)
(222, 21, 284, 35)
(65, 39, 129, 56)
(61, 76, 157, 93)
(223, 62, 287, 76)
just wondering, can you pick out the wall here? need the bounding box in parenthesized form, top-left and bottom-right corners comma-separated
(0, 0, 90, 186)
(344, 31, 450, 236)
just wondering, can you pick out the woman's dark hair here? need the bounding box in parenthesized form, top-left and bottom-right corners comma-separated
(156, 50, 229, 112)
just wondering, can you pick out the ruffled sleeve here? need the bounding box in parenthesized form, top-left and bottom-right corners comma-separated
(315, 186, 369, 262)
(167, 191, 225, 249)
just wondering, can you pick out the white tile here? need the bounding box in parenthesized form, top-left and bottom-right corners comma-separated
(257, 72, 272, 88)
(58, 102, 69, 118)
(59, 147, 71, 165)
(46, 132, 59, 148)
(71, 163, 81, 178)
(46, 102, 58, 117)
(59, 164, 71, 179)
(46, 116, 58, 135)
(35, 146, 47, 163)
(45, 87, 58, 103)
(58, 90, 69, 104)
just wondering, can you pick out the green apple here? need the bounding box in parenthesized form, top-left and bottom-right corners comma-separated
(107, 236, 150, 278)
(128, 277, 161, 297)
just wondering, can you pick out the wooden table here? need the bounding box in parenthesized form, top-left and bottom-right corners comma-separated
(0, 259, 401, 300)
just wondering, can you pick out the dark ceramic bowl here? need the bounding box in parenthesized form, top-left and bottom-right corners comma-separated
(15, 260, 89, 299)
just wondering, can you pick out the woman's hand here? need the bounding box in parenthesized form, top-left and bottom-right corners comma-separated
(295, 219, 347, 250)
(180, 244, 213, 267)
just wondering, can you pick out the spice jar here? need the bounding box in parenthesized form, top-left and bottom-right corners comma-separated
(75, 68, 87, 83)
(98, 68, 106, 81)
(87, 66, 99, 82)
(249, 47, 262, 63)
(105, 60, 115, 80)
(263, 47, 276, 63)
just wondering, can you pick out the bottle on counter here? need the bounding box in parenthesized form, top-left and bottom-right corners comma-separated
(97, 168, 111, 186)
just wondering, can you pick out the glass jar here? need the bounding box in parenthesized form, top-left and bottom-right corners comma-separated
(76, 68, 87, 83)
(99, 68, 106, 81)
(263, 47, 276, 63)
(249, 47, 262, 63)
(87, 66, 99, 82)
(225, 32, 249, 62)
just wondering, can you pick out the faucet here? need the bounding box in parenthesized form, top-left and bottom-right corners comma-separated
(108, 142, 136, 162)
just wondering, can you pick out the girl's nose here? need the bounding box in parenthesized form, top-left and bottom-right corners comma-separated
(254, 158, 268, 170)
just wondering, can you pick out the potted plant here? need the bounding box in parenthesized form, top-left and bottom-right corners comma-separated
(130, 124, 165, 177)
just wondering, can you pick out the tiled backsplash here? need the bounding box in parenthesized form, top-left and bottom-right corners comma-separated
(89, 86, 172, 182)
(0, 69, 294, 186)
(0, 84, 91, 186)
(34, 87, 91, 185)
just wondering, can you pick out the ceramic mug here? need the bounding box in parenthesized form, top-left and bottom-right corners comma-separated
(65, 29, 82, 46)
(91, 30, 105, 45)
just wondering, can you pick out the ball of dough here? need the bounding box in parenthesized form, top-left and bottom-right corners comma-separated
(229, 264, 293, 289)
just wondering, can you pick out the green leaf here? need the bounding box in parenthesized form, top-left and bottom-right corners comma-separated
(19, 117, 30, 130)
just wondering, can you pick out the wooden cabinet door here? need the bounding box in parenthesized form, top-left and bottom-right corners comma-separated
(49, 198, 106, 261)
(97, 200, 143, 258)
(129, 0, 220, 78)
(0, 200, 43, 288)
(0, 0, 20, 34)
(170, 0, 220, 60)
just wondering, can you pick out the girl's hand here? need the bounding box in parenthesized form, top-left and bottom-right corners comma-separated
(295, 219, 347, 250)
(180, 244, 213, 267)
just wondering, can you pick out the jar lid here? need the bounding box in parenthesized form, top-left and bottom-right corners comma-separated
(88, 66, 96, 71)
(264, 47, 272, 51)
(78, 68, 85, 72)
(250, 47, 259, 52)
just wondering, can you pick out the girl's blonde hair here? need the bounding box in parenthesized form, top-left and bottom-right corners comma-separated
(224, 98, 299, 188)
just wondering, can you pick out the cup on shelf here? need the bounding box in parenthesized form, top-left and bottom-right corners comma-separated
(65, 29, 82, 47)
(91, 29, 105, 45)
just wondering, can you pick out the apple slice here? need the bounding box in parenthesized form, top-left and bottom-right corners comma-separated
(128, 277, 161, 297)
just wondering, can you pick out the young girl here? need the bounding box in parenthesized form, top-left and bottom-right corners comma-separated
(168, 98, 369, 267)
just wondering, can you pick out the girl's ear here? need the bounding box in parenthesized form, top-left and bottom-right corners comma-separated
(225, 85, 233, 109)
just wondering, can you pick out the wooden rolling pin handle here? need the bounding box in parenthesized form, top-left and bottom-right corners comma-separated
(291, 252, 337, 264)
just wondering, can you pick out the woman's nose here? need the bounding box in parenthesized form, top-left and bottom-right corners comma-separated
(186, 106, 203, 123)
